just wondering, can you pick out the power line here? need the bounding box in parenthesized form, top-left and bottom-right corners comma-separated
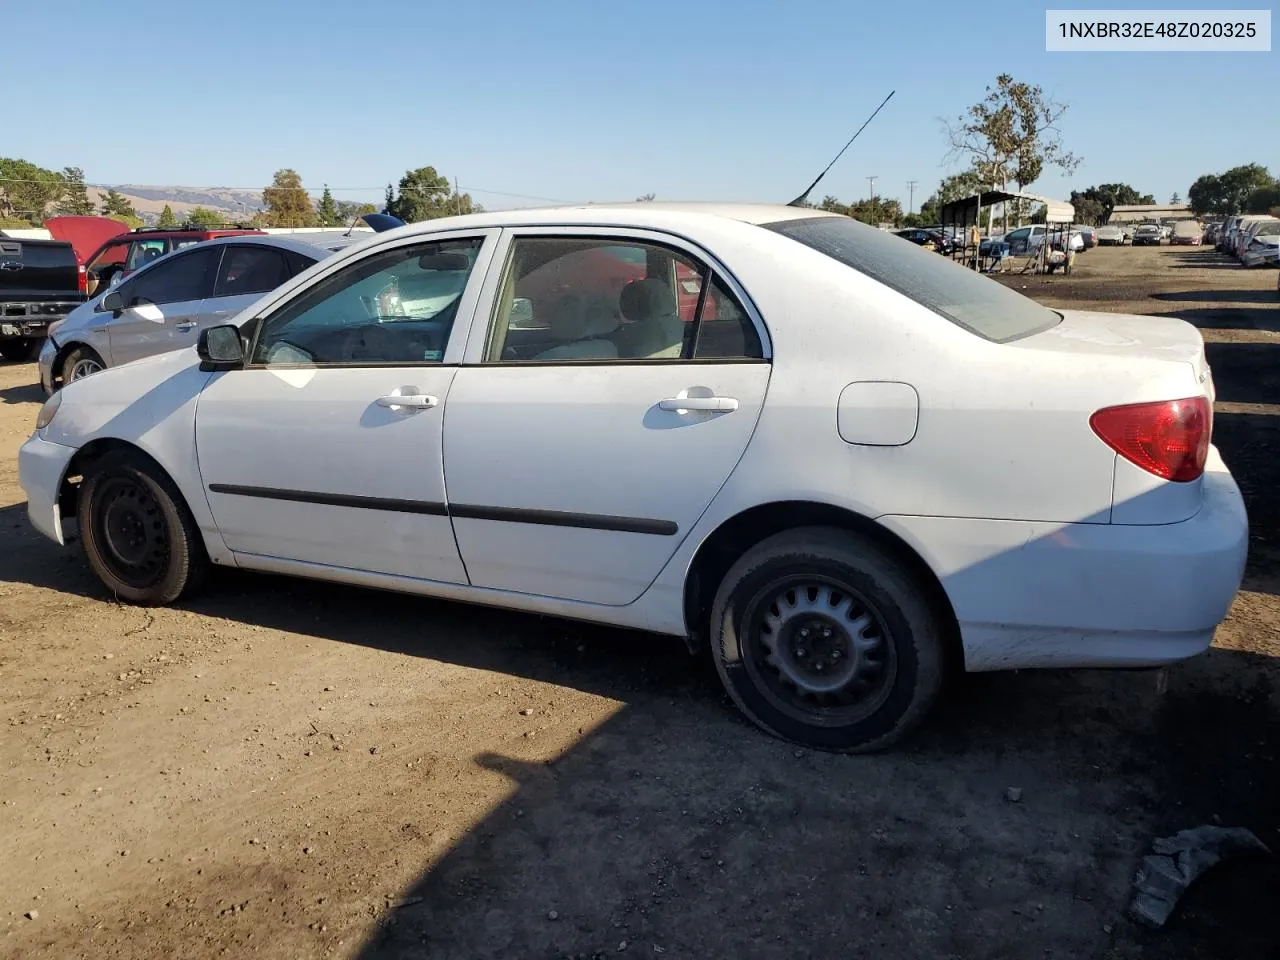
(0, 177, 577, 205)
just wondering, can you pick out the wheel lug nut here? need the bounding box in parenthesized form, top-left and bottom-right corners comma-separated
(823, 628, 832, 638)
(800, 628, 810, 637)
(831, 650, 841, 659)
(796, 648, 806, 657)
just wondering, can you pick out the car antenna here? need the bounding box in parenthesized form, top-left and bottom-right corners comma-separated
(787, 89, 895, 208)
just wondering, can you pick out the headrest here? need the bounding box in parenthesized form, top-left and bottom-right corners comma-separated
(619, 278, 677, 323)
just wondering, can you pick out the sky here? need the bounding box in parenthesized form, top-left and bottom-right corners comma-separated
(5, 0, 1277, 212)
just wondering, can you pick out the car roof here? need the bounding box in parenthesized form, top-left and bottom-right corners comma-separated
(188, 234, 337, 259)
(366, 201, 842, 238)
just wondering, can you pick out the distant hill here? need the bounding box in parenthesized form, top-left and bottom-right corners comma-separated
(87, 184, 279, 224)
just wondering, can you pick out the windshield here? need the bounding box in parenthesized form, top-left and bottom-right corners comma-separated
(763, 216, 1061, 343)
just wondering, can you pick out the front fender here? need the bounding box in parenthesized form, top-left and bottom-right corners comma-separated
(42, 349, 233, 564)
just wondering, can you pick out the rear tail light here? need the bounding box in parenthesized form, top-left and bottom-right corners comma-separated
(1090, 397, 1211, 482)
(77, 264, 87, 294)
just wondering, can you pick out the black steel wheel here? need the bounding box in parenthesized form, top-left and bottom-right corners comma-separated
(710, 527, 946, 752)
(78, 449, 208, 605)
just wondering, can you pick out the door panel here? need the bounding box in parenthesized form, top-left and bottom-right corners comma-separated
(443, 364, 770, 604)
(108, 298, 205, 365)
(107, 246, 219, 365)
(196, 367, 466, 581)
(193, 231, 498, 583)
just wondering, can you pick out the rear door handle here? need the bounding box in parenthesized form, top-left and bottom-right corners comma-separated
(658, 396, 738, 413)
(376, 393, 438, 411)
(175, 321, 197, 332)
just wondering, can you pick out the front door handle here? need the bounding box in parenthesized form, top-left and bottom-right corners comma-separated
(175, 321, 197, 332)
(376, 393, 439, 411)
(658, 396, 738, 413)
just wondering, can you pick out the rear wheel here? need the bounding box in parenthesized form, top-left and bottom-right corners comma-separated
(709, 527, 946, 753)
(0, 338, 42, 362)
(78, 450, 208, 605)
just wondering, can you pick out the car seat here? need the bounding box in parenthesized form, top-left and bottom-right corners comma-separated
(613, 279, 684, 359)
(534, 292, 619, 360)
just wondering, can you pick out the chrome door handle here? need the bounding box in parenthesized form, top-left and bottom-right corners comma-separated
(175, 321, 197, 332)
(658, 396, 738, 413)
(376, 393, 438, 410)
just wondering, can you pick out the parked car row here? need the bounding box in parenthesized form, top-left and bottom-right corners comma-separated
(1216, 214, 1280, 267)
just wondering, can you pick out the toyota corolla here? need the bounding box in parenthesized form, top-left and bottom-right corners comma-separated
(18, 203, 1248, 752)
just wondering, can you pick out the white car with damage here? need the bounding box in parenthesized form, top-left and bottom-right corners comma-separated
(18, 203, 1248, 752)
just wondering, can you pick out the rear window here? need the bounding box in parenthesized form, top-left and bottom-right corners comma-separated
(763, 216, 1060, 343)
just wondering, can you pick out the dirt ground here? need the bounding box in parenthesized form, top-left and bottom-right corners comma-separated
(1, 244, 1277, 960)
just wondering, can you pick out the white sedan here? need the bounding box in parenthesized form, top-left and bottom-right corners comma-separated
(18, 203, 1248, 752)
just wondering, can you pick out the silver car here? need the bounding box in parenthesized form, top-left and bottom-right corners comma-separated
(38, 235, 343, 393)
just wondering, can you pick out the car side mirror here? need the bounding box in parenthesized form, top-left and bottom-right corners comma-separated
(100, 291, 124, 317)
(197, 324, 246, 372)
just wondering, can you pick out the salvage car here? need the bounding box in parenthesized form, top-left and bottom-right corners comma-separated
(1132, 223, 1163, 246)
(1170, 221, 1204, 246)
(1095, 225, 1126, 246)
(19, 203, 1248, 752)
(1239, 221, 1280, 267)
(39, 236, 335, 393)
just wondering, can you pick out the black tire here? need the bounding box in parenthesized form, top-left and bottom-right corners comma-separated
(0, 338, 42, 363)
(78, 450, 208, 605)
(709, 527, 946, 753)
(59, 345, 106, 388)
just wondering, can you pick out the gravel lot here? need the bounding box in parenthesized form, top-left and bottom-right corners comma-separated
(1, 244, 1277, 960)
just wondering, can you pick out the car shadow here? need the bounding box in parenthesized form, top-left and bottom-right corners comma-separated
(0, 381, 45, 405)
(4, 490, 1274, 958)
(1151, 290, 1279, 304)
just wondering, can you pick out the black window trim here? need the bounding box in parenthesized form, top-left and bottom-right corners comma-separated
(242, 235, 488, 370)
(478, 230, 770, 367)
(212, 243, 291, 299)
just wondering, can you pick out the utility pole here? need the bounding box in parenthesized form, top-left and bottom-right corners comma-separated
(454, 177, 461, 215)
(907, 180, 917, 215)
(867, 176, 878, 201)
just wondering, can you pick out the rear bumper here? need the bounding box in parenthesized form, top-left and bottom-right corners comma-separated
(17, 433, 77, 546)
(879, 447, 1248, 671)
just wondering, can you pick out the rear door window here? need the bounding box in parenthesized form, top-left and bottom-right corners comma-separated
(214, 246, 290, 297)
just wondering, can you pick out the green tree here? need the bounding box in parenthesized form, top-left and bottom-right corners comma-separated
(1068, 183, 1156, 225)
(385, 167, 481, 222)
(0, 158, 66, 224)
(635, 193, 655, 202)
(1247, 181, 1280, 215)
(336, 200, 379, 222)
(384, 183, 395, 213)
(1169, 191, 1182, 205)
(316, 185, 340, 226)
(915, 170, 984, 225)
(261, 168, 317, 227)
(99, 188, 138, 219)
(183, 207, 225, 228)
(946, 74, 1080, 231)
(157, 204, 178, 228)
(1189, 164, 1274, 216)
(54, 166, 95, 216)
(946, 75, 1080, 190)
